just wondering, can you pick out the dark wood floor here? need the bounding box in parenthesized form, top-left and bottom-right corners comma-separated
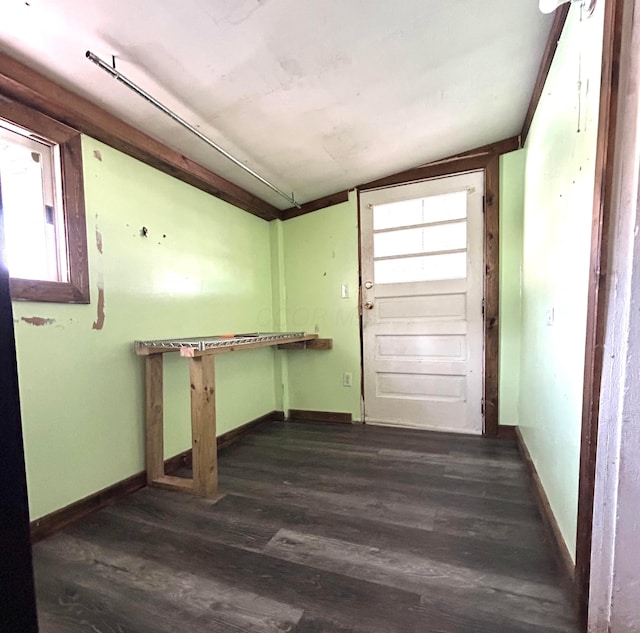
(33, 421, 579, 633)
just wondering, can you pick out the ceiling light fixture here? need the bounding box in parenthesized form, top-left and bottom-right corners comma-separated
(539, 0, 596, 15)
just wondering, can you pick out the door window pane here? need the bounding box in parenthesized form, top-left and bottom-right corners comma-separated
(374, 221, 467, 258)
(375, 252, 467, 284)
(373, 190, 467, 230)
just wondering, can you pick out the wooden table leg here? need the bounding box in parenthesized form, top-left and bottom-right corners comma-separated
(145, 354, 164, 484)
(189, 354, 218, 497)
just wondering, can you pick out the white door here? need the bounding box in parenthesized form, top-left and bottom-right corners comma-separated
(360, 171, 484, 434)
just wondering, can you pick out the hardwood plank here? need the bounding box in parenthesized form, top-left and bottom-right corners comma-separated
(263, 421, 520, 458)
(190, 354, 218, 497)
(220, 462, 540, 527)
(108, 487, 278, 550)
(32, 418, 578, 632)
(443, 460, 529, 486)
(264, 529, 566, 620)
(219, 444, 533, 506)
(219, 473, 438, 532)
(59, 511, 427, 633)
(145, 353, 164, 482)
(433, 511, 549, 546)
(380, 447, 523, 468)
(35, 536, 304, 633)
(207, 493, 555, 584)
(244, 425, 523, 464)
(414, 588, 577, 633)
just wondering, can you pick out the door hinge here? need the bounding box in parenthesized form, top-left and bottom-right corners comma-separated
(482, 298, 485, 316)
(481, 398, 485, 414)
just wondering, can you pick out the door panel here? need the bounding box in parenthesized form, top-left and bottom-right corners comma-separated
(360, 171, 484, 433)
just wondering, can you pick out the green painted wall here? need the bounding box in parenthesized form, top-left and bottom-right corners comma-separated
(280, 193, 362, 420)
(499, 150, 526, 426)
(13, 138, 276, 520)
(13, 34, 590, 524)
(518, 2, 604, 559)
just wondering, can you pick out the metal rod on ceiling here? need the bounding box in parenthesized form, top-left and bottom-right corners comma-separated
(86, 51, 301, 209)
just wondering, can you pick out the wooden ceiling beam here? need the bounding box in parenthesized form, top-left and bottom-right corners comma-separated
(358, 154, 491, 192)
(0, 52, 280, 221)
(280, 190, 350, 221)
(279, 136, 521, 220)
(424, 135, 521, 164)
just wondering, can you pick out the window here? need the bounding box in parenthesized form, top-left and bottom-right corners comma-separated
(372, 191, 468, 284)
(0, 96, 89, 303)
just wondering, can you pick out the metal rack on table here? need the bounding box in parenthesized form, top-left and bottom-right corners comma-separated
(134, 332, 332, 499)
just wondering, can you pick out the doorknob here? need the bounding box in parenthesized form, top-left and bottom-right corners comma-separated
(364, 281, 373, 289)
(364, 301, 374, 310)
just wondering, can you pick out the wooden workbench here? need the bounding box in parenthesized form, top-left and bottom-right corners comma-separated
(134, 332, 331, 498)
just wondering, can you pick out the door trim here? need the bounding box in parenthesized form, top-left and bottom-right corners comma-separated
(357, 154, 501, 437)
(576, 0, 625, 625)
(483, 156, 500, 436)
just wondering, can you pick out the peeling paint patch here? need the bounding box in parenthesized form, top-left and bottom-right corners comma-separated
(93, 149, 102, 161)
(21, 316, 55, 327)
(95, 214, 103, 253)
(92, 287, 105, 330)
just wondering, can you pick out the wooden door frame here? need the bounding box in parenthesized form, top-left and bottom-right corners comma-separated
(357, 153, 502, 437)
(575, 0, 625, 624)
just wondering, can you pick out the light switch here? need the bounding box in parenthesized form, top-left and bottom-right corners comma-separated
(341, 284, 349, 298)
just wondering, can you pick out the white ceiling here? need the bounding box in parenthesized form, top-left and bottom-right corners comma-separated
(0, 1, 552, 209)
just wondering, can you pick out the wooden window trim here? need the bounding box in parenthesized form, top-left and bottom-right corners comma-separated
(1, 95, 89, 304)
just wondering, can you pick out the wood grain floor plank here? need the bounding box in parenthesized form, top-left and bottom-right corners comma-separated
(220, 462, 540, 525)
(55, 510, 430, 633)
(264, 528, 563, 602)
(218, 472, 438, 531)
(206, 493, 556, 583)
(105, 488, 277, 550)
(274, 422, 521, 457)
(33, 421, 578, 633)
(35, 534, 304, 633)
(220, 449, 535, 507)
